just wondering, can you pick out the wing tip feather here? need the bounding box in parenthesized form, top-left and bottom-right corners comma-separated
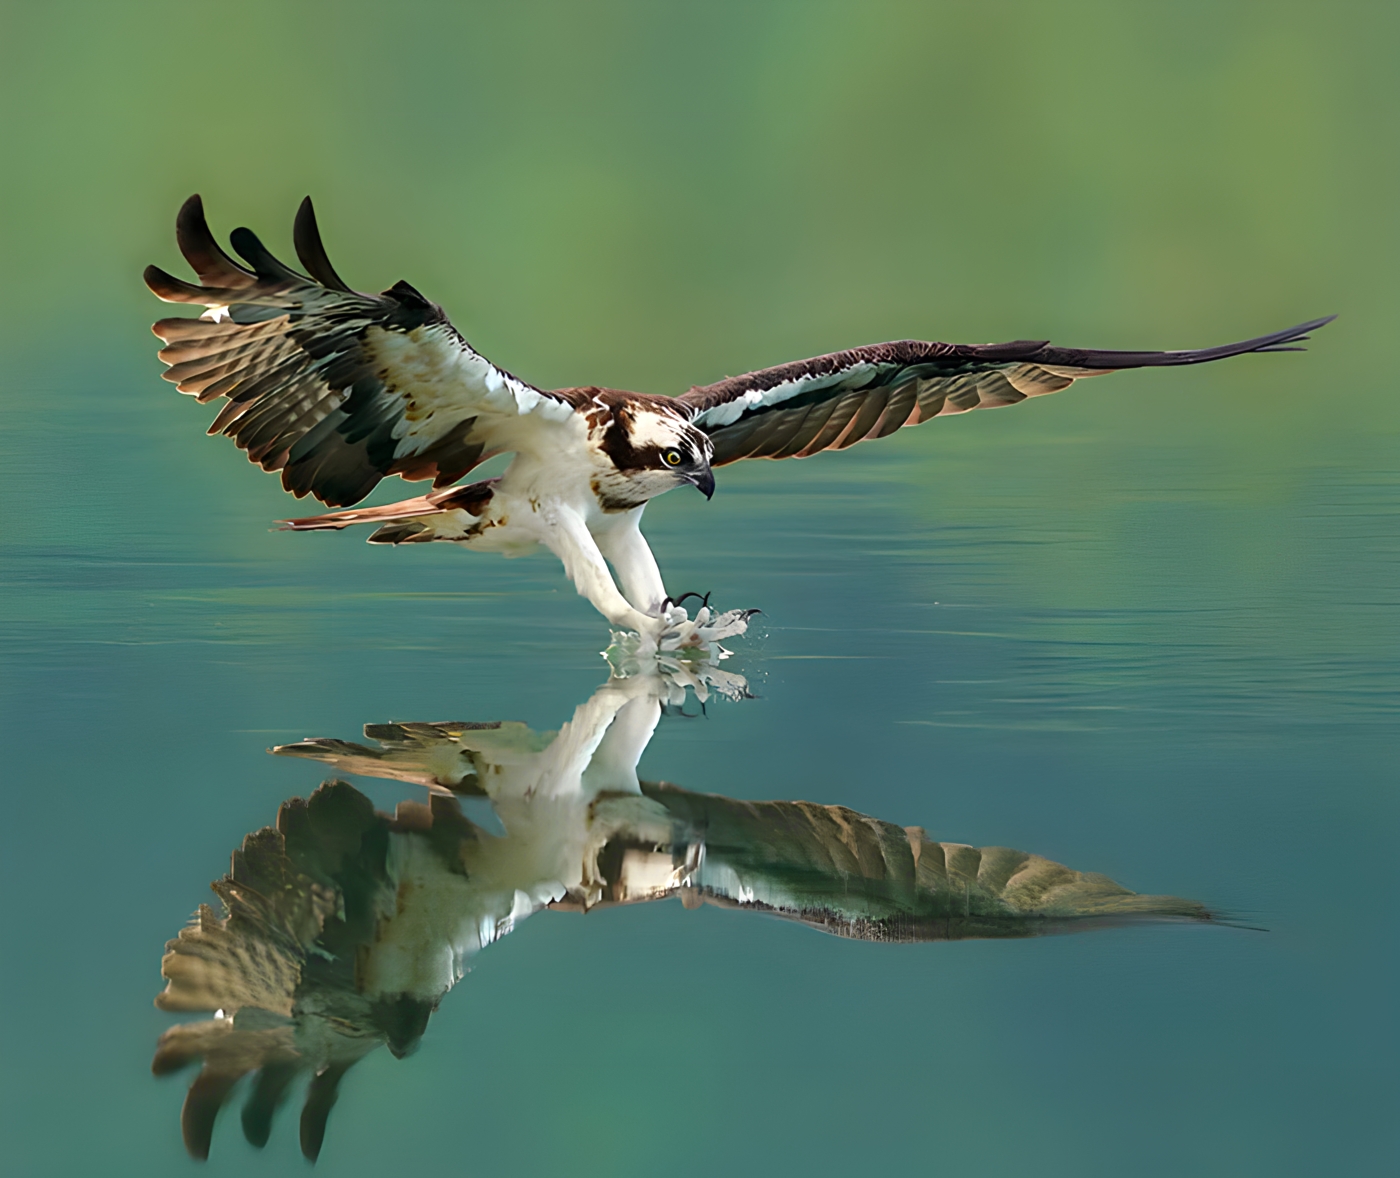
(174, 193, 255, 287)
(145, 264, 205, 303)
(229, 225, 306, 284)
(1061, 313, 1338, 369)
(1200, 313, 1337, 360)
(293, 196, 353, 292)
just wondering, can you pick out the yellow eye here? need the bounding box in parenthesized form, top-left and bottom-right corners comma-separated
(664, 450, 682, 466)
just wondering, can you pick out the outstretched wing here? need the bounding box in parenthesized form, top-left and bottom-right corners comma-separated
(146, 196, 580, 506)
(677, 319, 1333, 466)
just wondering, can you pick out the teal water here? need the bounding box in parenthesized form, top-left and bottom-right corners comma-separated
(2, 3, 1398, 1174)
(2, 353, 1395, 1175)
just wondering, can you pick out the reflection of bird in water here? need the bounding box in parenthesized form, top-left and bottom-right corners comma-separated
(154, 670, 1211, 1161)
(145, 196, 1330, 646)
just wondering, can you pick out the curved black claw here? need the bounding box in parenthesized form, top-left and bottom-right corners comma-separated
(661, 591, 712, 612)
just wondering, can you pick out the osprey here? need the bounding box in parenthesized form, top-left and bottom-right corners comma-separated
(146, 196, 1331, 642)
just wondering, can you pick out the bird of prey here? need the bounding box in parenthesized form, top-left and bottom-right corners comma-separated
(145, 196, 1331, 643)
(154, 669, 1211, 1160)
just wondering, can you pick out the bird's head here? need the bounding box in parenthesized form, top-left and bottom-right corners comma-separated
(593, 402, 715, 508)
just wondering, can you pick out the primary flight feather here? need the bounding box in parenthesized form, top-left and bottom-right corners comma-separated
(145, 196, 1331, 642)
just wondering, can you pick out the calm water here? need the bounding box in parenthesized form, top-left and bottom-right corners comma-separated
(2, 357, 1395, 1175)
(2, 4, 1398, 1174)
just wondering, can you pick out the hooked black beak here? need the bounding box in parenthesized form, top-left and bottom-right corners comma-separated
(688, 468, 715, 500)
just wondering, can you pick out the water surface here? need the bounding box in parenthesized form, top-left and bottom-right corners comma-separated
(1, 4, 1397, 1174)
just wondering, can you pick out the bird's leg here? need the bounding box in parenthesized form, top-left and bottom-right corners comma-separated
(527, 675, 660, 800)
(592, 507, 667, 617)
(552, 507, 754, 653)
(593, 512, 724, 626)
(543, 507, 662, 636)
(579, 688, 664, 796)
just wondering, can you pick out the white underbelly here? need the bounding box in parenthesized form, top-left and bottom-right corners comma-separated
(451, 487, 556, 557)
(454, 525, 541, 558)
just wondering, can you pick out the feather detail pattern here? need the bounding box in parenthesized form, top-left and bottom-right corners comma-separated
(153, 781, 477, 1160)
(143, 196, 1331, 638)
(677, 320, 1335, 466)
(145, 196, 578, 506)
(153, 674, 1213, 1160)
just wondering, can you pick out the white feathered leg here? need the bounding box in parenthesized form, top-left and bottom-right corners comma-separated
(543, 504, 751, 652)
(578, 688, 663, 795)
(593, 507, 666, 615)
(593, 506, 753, 654)
(541, 505, 659, 635)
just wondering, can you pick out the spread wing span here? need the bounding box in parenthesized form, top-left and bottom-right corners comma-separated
(145, 195, 577, 507)
(678, 318, 1334, 466)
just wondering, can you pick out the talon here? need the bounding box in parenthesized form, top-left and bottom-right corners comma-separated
(662, 591, 711, 611)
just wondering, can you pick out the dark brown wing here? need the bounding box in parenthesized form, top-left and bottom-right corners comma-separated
(145, 196, 578, 507)
(678, 319, 1333, 466)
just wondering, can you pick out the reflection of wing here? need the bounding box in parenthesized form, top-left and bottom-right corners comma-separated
(588, 785, 1212, 934)
(677, 319, 1333, 466)
(160, 682, 1211, 1158)
(146, 196, 582, 506)
(277, 703, 1210, 935)
(633, 786, 1210, 936)
(154, 781, 483, 1160)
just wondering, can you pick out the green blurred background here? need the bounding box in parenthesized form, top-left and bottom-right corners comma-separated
(2, 0, 1396, 604)
(0, 2, 1396, 1176)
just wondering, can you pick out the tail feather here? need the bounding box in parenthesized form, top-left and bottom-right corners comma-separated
(280, 494, 443, 532)
(279, 478, 497, 535)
